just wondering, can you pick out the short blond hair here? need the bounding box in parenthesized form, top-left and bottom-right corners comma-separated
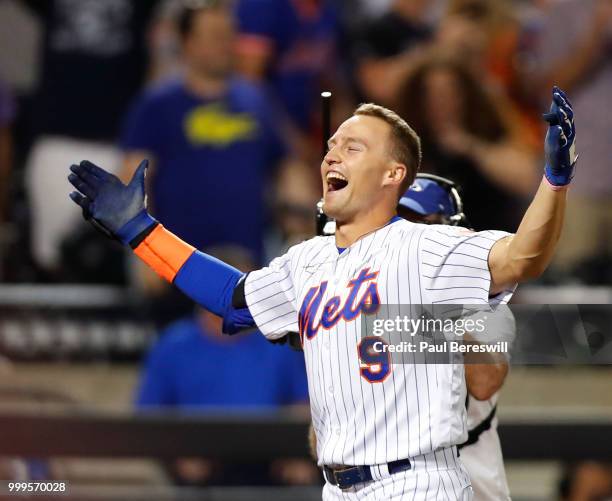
(354, 103, 422, 196)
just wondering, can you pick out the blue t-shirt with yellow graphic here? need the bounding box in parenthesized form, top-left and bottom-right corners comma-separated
(120, 78, 286, 261)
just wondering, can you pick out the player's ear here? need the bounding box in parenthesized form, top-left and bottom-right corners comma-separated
(382, 162, 407, 188)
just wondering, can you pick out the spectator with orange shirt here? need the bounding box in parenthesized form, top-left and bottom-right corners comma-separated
(437, 0, 542, 149)
(397, 54, 538, 232)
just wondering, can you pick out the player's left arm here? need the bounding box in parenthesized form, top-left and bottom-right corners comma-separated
(464, 360, 508, 401)
(488, 87, 577, 296)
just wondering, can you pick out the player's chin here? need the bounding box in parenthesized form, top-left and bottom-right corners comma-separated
(323, 189, 340, 205)
(323, 193, 347, 219)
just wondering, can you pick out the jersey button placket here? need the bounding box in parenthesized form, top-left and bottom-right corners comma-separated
(320, 279, 334, 426)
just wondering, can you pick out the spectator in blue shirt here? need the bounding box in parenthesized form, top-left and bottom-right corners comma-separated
(134, 301, 312, 486)
(135, 307, 309, 410)
(120, 1, 287, 263)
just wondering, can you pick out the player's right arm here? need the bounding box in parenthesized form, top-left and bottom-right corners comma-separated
(488, 87, 577, 295)
(463, 308, 516, 400)
(67, 159, 255, 334)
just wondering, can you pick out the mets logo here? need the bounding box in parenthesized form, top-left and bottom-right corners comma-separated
(298, 268, 380, 342)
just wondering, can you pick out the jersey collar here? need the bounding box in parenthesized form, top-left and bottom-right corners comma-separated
(335, 215, 403, 254)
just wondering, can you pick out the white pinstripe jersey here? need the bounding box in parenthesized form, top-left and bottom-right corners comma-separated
(462, 308, 515, 501)
(244, 219, 514, 466)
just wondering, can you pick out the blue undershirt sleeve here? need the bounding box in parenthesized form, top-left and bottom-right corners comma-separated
(173, 251, 256, 333)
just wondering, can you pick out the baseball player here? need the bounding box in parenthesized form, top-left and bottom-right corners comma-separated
(67, 88, 577, 499)
(311, 174, 514, 500)
(398, 175, 514, 501)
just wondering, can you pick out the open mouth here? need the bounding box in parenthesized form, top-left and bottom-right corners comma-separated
(326, 172, 349, 192)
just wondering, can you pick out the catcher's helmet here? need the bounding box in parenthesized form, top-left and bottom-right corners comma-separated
(398, 173, 468, 227)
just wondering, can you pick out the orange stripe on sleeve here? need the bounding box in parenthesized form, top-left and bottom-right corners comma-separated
(133, 224, 196, 283)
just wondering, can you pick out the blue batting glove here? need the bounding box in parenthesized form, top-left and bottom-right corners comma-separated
(68, 159, 157, 246)
(543, 86, 578, 187)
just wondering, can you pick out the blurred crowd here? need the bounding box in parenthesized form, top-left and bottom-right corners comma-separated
(0, 0, 611, 291)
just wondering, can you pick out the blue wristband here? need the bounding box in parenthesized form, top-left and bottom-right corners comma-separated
(544, 163, 574, 187)
(116, 209, 157, 246)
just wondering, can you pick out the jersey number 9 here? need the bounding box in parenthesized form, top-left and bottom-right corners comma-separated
(358, 337, 391, 383)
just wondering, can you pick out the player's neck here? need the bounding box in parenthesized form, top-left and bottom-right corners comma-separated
(334, 210, 397, 248)
(184, 69, 229, 99)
